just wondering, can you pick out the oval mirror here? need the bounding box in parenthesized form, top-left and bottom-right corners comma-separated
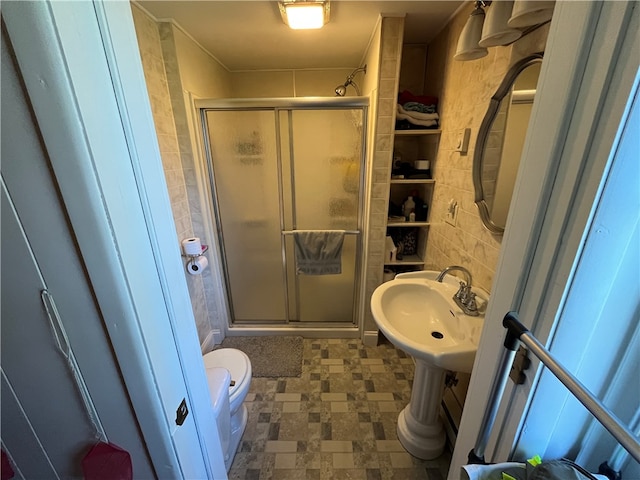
(473, 54, 543, 234)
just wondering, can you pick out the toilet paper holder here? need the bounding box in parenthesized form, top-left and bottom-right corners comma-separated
(181, 244, 208, 258)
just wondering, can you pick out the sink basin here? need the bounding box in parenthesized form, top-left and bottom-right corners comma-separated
(371, 277, 485, 373)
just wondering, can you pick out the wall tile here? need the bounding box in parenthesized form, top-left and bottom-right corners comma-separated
(381, 17, 403, 40)
(360, 16, 406, 332)
(375, 135, 392, 153)
(378, 79, 396, 99)
(373, 167, 390, 184)
(379, 59, 397, 80)
(378, 98, 395, 116)
(376, 116, 393, 135)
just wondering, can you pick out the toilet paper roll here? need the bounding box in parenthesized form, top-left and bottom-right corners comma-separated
(182, 237, 202, 255)
(187, 256, 208, 275)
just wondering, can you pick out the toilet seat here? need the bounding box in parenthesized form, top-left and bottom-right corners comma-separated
(203, 348, 252, 405)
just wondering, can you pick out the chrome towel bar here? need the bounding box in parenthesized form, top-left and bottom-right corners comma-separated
(282, 229, 360, 235)
(468, 311, 640, 466)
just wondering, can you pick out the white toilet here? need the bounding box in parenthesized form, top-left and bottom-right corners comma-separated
(203, 348, 252, 471)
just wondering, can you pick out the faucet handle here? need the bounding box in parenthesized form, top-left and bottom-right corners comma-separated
(459, 283, 472, 304)
(465, 292, 477, 311)
(455, 281, 466, 300)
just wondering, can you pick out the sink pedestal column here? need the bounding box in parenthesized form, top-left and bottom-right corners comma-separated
(397, 358, 446, 459)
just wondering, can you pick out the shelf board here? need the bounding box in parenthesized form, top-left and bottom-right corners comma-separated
(384, 255, 425, 266)
(390, 179, 435, 184)
(394, 129, 441, 136)
(387, 221, 430, 227)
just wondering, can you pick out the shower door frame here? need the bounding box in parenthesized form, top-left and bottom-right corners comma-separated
(197, 97, 368, 334)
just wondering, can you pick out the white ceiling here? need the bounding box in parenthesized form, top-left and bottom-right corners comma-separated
(136, 1, 464, 71)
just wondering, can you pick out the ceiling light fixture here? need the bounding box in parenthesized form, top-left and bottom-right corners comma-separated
(279, 1, 330, 30)
(454, 1, 489, 61)
(455, 0, 554, 61)
(479, 0, 522, 48)
(508, 0, 554, 28)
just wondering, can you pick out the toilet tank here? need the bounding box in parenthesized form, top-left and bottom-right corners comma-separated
(205, 367, 231, 459)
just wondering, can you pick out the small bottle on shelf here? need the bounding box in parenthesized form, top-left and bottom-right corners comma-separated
(403, 196, 415, 221)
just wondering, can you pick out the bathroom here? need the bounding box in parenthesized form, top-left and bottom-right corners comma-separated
(129, 0, 550, 476)
(132, 2, 640, 476)
(3, 0, 637, 475)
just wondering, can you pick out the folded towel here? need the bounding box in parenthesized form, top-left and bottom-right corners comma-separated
(397, 104, 439, 121)
(402, 101, 437, 114)
(292, 230, 345, 275)
(395, 112, 438, 128)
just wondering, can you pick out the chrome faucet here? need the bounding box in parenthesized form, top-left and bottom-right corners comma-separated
(436, 265, 472, 286)
(436, 266, 478, 316)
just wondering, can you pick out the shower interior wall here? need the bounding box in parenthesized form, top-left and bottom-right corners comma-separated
(131, 4, 390, 346)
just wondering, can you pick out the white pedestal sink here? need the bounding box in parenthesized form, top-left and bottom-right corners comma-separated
(370, 271, 488, 459)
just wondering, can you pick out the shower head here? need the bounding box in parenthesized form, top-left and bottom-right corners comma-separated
(334, 64, 367, 97)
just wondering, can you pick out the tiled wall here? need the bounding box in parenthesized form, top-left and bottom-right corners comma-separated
(423, 4, 550, 292)
(131, 6, 218, 345)
(362, 16, 405, 334)
(157, 22, 234, 347)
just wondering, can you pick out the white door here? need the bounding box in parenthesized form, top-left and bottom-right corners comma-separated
(1, 29, 154, 478)
(514, 80, 639, 476)
(2, 2, 228, 477)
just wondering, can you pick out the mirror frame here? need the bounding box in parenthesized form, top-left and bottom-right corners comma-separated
(473, 53, 543, 235)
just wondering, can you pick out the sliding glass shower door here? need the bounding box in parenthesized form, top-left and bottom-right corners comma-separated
(202, 100, 366, 326)
(204, 109, 286, 322)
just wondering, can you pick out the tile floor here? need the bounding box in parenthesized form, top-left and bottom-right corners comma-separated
(228, 337, 451, 479)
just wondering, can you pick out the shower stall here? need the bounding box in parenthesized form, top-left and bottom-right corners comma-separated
(198, 98, 368, 330)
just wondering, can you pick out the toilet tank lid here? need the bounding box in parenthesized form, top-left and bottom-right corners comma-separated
(205, 367, 231, 412)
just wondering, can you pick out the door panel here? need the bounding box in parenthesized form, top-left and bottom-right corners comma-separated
(288, 109, 362, 322)
(1, 186, 95, 478)
(0, 32, 154, 477)
(1, 371, 57, 479)
(206, 110, 287, 322)
(296, 236, 358, 322)
(289, 109, 362, 231)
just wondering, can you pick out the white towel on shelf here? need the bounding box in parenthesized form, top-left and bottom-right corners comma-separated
(395, 111, 439, 128)
(292, 230, 345, 275)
